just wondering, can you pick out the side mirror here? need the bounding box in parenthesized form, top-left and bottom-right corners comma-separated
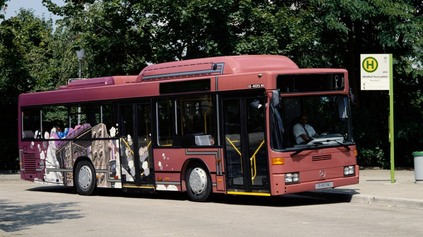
(271, 89, 280, 108)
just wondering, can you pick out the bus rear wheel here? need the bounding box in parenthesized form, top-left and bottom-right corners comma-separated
(75, 160, 96, 195)
(185, 164, 212, 201)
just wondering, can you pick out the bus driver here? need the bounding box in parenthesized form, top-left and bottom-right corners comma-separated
(293, 115, 318, 144)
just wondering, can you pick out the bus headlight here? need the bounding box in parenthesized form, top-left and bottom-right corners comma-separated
(344, 166, 355, 176)
(285, 172, 299, 184)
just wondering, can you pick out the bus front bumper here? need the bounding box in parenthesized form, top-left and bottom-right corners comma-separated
(271, 173, 359, 196)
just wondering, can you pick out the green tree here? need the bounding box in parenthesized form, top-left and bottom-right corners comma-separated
(44, 0, 152, 77)
(0, 9, 55, 170)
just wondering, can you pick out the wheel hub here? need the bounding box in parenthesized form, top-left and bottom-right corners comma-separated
(78, 165, 93, 189)
(189, 167, 207, 195)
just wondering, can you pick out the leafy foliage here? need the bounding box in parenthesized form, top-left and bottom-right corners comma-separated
(0, 9, 55, 169)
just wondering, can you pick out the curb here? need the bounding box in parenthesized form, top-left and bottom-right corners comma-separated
(308, 189, 423, 210)
(350, 194, 423, 209)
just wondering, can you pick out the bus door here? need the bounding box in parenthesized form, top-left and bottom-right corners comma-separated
(222, 96, 269, 193)
(119, 103, 154, 186)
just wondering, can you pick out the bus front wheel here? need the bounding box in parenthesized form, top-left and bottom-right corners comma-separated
(185, 164, 212, 201)
(75, 160, 96, 195)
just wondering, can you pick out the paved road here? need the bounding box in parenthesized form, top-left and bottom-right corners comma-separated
(1, 175, 423, 237)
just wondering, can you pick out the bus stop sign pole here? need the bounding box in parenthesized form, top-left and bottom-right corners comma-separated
(388, 54, 394, 183)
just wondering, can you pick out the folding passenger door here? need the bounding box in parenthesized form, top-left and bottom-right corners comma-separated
(119, 102, 154, 186)
(222, 95, 269, 193)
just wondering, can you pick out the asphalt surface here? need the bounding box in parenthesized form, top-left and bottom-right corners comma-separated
(1, 168, 423, 236)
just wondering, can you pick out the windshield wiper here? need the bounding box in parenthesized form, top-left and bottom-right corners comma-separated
(326, 139, 351, 151)
(290, 140, 350, 157)
(290, 144, 321, 157)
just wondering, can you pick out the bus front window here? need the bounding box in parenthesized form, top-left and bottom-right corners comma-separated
(271, 95, 353, 150)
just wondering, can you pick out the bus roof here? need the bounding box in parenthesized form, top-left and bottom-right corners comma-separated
(137, 55, 299, 82)
(56, 55, 299, 89)
(21, 55, 347, 107)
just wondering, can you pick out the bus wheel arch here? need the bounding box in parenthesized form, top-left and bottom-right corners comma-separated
(183, 159, 212, 202)
(74, 157, 96, 195)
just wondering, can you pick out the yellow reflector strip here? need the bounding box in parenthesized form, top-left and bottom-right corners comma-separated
(227, 191, 271, 197)
(123, 184, 155, 189)
(272, 157, 285, 165)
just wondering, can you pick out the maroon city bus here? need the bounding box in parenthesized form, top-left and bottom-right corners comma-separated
(18, 55, 358, 201)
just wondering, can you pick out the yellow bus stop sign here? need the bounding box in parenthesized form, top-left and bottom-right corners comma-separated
(362, 57, 378, 73)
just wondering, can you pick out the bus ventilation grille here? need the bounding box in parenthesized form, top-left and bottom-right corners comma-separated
(312, 154, 332, 162)
(24, 153, 37, 173)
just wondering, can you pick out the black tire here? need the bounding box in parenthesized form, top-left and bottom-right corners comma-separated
(75, 160, 96, 195)
(185, 164, 212, 201)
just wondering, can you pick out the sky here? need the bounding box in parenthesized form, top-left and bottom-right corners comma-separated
(3, 0, 64, 21)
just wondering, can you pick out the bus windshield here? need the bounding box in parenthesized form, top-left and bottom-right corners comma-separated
(271, 95, 353, 150)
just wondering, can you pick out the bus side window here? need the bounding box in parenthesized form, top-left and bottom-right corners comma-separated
(157, 99, 174, 146)
(176, 95, 215, 147)
(22, 108, 41, 140)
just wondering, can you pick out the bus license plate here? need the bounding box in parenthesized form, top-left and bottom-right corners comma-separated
(315, 182, 334, 189)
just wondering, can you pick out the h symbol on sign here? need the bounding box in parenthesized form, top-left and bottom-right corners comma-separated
(365, 60, 376, 70)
